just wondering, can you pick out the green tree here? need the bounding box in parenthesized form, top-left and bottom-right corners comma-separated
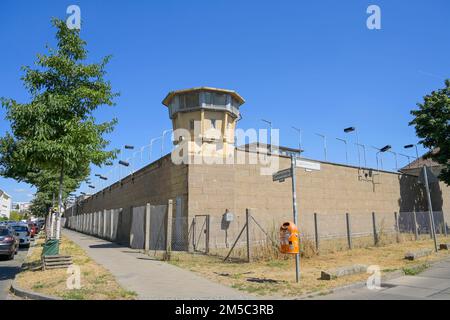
(0, 18, 118, 237)
(410, 79, 450, 185)
(9, 210, 23, 221)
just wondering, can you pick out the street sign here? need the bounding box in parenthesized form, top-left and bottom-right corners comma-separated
(418, 166, 438, 185)
(272, 168, 292, 182)
(296, 159, 321, 171)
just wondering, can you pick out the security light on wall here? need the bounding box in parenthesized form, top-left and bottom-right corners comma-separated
(100, 176, 108, 180)
(380, 145, 392, 152)
(88, 185, 95, 189)
(404, 143, 419, 160)
(119, 160, 130, 167)
(344, 127, 356, 133)
(124, 145, 134, 150)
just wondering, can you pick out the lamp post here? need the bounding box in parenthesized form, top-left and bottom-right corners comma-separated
(161, 129, 173, 158)
(118, 159, 132, 178)
(315, 133, 327, 161)
(373, 145, 391, 171)
(344, 127, 361, 168)
(355, 143, 367, 168)
(404, 144, 420, 162)
(261, 119, 273, 154)
(292, 127, 303, 156)
(336, 138, 348, 165)
(399, 153, 412, 169)
(118, 145, 134, 178)
(387, 150, 399, 171)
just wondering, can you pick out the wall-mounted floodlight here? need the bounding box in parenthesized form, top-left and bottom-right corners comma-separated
(119, 160, 130, 167)
(80, 192, 86, 195)
(94, 174, 101, 177)
(380, 145, 392, 153)
(124, 145, 134, 150)
(373, 145, 391, 171)
(404, 143, 419, 160)
(100, 176, 108, 180)
(344, 126, 361, 168)
(88, 185, 95, 189)
(344, 127, 356, 133)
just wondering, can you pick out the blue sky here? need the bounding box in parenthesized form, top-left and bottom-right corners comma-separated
(0, 0, 449, 202)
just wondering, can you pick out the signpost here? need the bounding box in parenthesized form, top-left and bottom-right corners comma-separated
(272, 156, 297, 282)
(272, 168, 292, 182)
(272, 157, 320, 282)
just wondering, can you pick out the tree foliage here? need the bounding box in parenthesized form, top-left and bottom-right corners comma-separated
(410, 79, 450, 185)
(0, 18, 119, 216)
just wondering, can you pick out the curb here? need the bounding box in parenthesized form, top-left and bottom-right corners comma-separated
(10, 281, 62, 300)
(9, 241, 62, 301)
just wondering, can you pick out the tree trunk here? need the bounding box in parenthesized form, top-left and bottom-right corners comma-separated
(55, 163, 64, 239)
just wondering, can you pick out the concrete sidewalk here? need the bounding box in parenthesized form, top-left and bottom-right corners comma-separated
(311, 258, 450, 300)
(63, 228, 251, 300)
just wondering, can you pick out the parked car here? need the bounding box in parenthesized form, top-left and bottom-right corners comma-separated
(36, 219, 45, 231)
(0, 226, 19, 260)
(10, 224, 31, 248)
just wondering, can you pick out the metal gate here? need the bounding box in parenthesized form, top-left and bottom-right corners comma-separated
(192, 215, 210, 254)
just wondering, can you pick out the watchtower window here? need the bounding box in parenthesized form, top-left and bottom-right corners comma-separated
(214, 93, 227, 106)
(204, 92, 213, 105)
(185, 93, 200, 108)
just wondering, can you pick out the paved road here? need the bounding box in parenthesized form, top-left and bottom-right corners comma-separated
(311, 258, 450, 300)
(0, 248, 28, 300)
(63, 228, 252, 300)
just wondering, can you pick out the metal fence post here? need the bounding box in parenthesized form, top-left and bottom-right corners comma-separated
(110, 211, 114, 240)
(372, 212, 378, 246)
(145, 203, 151, 254)
(246, 209, 252, 263)
(412, 210, 419, 240)
(346, 213, 352, 250)
(103, 209, 107, 239)
(165, 199, 173, 260)
(394, 211, 400, 243)
(313, 213, 319, 252)
(444, 211, 448, 237)
(192, 217, 196, 252)
(205, 215, 210, 255)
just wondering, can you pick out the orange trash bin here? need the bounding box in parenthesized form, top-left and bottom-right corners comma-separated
(280, 221, 299, 254)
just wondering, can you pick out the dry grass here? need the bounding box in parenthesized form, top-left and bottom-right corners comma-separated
(16, 236, 137, 300)
(169, 236, 450, 297)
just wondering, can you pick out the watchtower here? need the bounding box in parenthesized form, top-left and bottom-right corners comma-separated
(162, 87, 245, 158)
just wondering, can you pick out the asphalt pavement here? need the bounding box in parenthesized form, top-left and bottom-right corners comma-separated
(310, 257, 450, 300)
(0, 247, 28, 300)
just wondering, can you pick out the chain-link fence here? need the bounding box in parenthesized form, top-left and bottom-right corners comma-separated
(67, 208, 448, 260)
(177, 210, 449, 260)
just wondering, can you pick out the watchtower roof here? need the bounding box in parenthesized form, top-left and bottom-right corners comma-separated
(162, 87, 245, 107)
